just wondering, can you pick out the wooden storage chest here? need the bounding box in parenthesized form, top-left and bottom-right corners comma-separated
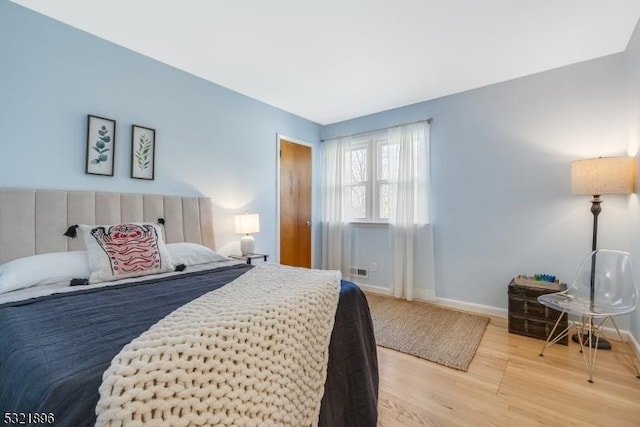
(508, 278, 568, 345)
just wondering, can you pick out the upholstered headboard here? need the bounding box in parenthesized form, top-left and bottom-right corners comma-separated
(0, 189, 215, 264)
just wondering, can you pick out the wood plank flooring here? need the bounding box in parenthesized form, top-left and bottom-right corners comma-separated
(376, 315, 640, 426)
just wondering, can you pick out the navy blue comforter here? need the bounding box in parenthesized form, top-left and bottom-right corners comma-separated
(0, 264, 378, 426)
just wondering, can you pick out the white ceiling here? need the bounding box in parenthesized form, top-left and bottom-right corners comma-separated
(11, 0, 640, 125)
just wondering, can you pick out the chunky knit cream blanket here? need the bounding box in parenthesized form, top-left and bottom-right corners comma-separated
(95, 264, 341, 427)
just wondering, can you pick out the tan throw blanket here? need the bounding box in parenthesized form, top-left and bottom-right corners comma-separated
(95, 264, 341, 426)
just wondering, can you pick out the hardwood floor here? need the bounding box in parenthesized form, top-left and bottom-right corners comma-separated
(376, 315, 640, 426)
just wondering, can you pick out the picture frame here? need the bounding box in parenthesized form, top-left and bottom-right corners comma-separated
(86, 115, 116, 176)
(131, 125, 156, 180)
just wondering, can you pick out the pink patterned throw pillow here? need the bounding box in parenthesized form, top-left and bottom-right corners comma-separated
(80, 223, 174, 284)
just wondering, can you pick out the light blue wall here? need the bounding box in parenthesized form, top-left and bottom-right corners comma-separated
(323, 47, 636, 326)
(0, 2, 322, 265)
(625, 20, 640, 343)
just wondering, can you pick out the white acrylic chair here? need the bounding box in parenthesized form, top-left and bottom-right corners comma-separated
(537, 249, 640, 382)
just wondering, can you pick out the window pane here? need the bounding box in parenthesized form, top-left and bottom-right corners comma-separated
(380, 144, 389, 180)
(350, 148, 367, 183)
(379, 183, 389, 219)
(349, 185, 366, 219)
(379, 143, 399, 180)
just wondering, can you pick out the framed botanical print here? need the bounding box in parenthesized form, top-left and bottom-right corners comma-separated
(131, 125, 156, 180)
(86, 115, 116, 176)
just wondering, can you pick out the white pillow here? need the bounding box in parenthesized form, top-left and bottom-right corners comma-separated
(0, 251, 91, 294)
(80, 223, 174, 284)
(166, 242, 229, 266)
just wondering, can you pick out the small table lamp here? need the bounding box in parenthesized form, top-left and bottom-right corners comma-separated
(571, 156, 636, 348)
(234, 213, 260, 256)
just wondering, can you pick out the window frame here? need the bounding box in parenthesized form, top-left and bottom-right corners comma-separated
(345, 132, 394, 223)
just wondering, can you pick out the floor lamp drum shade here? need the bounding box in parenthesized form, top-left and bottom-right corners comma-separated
(234, 213, 260, 255)
(571, 157, 636, 195)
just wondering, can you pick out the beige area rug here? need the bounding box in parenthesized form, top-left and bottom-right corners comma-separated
(366, 294, 490, 371)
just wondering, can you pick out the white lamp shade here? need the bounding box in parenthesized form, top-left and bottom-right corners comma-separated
(571, 157, 636, 195)
(234, 213, 260, 234)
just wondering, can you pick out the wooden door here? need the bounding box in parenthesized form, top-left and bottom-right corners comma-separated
(279, 139, 312, 268)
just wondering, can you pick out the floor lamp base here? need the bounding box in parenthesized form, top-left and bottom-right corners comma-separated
(571, 333, 612, 350)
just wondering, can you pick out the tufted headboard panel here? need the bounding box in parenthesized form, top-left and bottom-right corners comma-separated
(0, 188, 215, 264)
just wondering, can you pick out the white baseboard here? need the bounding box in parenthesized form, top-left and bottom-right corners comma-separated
(357, 283, 436, 301)
(595, 325, 640, 360)
(357, 283, 392, 296)
(357, 283, 507, 318)
(356, 283, 639, 354)
(433, 297, 508, 318)
(628, 331, 640, 360)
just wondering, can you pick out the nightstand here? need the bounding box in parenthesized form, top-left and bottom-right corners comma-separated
(229, 253, 268, 265)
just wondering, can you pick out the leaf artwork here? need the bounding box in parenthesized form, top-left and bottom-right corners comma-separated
(91, 125, 111, 166)
(135, 134, 152, 171)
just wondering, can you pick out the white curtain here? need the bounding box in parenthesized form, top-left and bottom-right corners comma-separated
(321, 136, 352, 276)
(388, 122, 435, 301)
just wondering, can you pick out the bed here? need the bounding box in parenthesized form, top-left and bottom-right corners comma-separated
(0, 189, 378, 426)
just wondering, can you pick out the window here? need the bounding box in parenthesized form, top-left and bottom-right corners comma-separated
(345, 132, 398, 222)
(322, 121, 432, 298)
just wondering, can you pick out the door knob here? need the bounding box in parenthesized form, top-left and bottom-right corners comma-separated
(306, 220, 312, 227)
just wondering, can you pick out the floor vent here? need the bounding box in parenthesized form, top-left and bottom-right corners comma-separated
(350, 267, 368, 278)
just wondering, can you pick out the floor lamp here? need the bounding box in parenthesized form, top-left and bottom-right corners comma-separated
(570, 156, 636, 349)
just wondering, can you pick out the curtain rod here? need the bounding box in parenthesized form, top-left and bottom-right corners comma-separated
(321, 117, 432, 142)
